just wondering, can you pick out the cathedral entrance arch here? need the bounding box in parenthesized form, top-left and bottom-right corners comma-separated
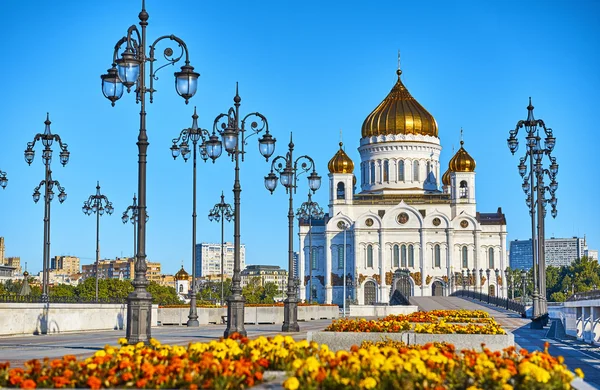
(432, 281, 444, 297)
(364, 281, 377, 305)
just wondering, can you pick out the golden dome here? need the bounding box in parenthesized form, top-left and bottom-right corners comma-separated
(442, 169, 451, 186)
(362, 69, 438, 139)
(174, 266, 189, 281)
(448, 140, 476, 172)
(328, 142, 354, 174)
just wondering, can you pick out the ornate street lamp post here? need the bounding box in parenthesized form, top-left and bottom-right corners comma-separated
(171, 108, 222, 326)
(265, 133, 321, 332)
(495, 268, 500, 298)
(122, 194, 149, 261)
(337, 221, 350, 317)
(479, 268, 483, 295)
(24, 114, 69, 302)
(521, 269, 527, 306)
(208, 192, 234, 306)
(210, 84, 276, 337)
(461, 270, 466, 296)
(486, 268, 491, 302)
(0, 170, 7, 189)
(507, 98, 558, 328)
(100, 1, 200, 344)
(296, 193, 324, 304)
(82, 182, 114, 301)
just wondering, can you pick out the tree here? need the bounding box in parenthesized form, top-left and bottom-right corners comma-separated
(242, 277, 263, 304)
(147, 281, 182, 305)
(49, 284, 77, 298)
(261, 282, 280, 303)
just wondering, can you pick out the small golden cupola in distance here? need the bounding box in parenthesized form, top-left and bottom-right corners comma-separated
(448, 140, 476, 172)
(328, 142, 355, 174)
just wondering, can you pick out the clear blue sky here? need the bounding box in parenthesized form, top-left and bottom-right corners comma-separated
(0, 0, 598, 276)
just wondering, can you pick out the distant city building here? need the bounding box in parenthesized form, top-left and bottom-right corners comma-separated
(510, 236, 595, 269)
(81, 257, 161, 282)
(51, 256, 80, 274)
(586, 249, 599, 260)
(196, 242, 245, 278)
(0, 264, 16, 282)
(545, 237, 586, 267)
(241, 265, 288, 294)
(509, 239, 534, 270)
(47, 270, 81, 286)
(3, 257, 21, 274)
(0, 237, 4, 262)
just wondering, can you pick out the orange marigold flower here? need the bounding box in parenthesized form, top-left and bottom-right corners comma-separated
(136, 378, 147, 388)
(257, 358, 269, 368)
(190, 385, 198, 390)
(121, 372, 134, 381)
(255, 372, 263, 381)
(87, 376, 102, 390)
(20, 379, 37, 389)
(63, 369, 73, 379)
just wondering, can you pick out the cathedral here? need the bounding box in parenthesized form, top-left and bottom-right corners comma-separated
(298, 67, 508, 306)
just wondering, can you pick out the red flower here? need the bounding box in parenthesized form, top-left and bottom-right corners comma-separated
(87, 376, 102, 389)
(20, 379, 36, 389)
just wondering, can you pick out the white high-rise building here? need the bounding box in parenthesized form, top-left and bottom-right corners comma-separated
(545, 237, 587, 267)
(195, 242, 245, 278)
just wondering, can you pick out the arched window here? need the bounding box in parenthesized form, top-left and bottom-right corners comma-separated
(427, 161, 431, 176)
(434, 244, 441, 267)
(383, 160, 389, 182)
(336, 182, 345, 199)
(460, 180, 468, 198)
(462, 246, 468, 268)
(398, 160, 405, 181)
(401, 245, 407, 267)
(413, 161, 420, 182)
(489, 247, 494, 269)
(179, 284, 183, 293)
(393, 245, 399, 268)
(311, 247, 318, 270)
(367, 245, 373, 267)
(370, 161, 376, 184)
(361, 162, 366, 186)
(338, 246, 344, 269)
(408, 245, 415, 267)
(311, 285, 317, 299)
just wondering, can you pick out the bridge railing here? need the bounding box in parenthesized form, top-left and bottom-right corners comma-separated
(450, 290, 526, 317)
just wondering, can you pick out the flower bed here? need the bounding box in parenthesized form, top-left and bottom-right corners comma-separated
(324, 310, 506, 335)
(0, 335, 583, 389)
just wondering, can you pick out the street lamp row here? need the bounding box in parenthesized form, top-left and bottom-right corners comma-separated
(265, 133, 321, 332)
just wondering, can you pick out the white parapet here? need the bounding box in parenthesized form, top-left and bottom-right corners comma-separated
(0, 303, 159, 336)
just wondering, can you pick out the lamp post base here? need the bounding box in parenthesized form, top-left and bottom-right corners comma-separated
(530, 316, 544, 329)
(282, 296, 300, 332)
(126, 289, 153, 344)
(224, 293, 247, 338)
(187, 293, 199, 327)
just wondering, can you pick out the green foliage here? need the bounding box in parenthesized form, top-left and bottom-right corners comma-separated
(242, 277, 281, 304)
(550, 291, 566, 302)
(197, 279, 232, 305)
(49, 284, 77, 298)
(147, 281, 182, 306)
(75, 278, 133, 300)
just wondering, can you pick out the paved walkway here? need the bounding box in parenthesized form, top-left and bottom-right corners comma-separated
(411, 296, 600, 389)
(0, 320, 333, 367)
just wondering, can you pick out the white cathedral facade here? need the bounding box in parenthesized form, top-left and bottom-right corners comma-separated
(298, 68, 508, 306)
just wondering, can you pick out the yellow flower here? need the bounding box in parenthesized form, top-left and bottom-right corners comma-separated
(284, 377, 300, 390)
(575, 368, 585, 378)
(118, 338, 128, 345)
(87, 363, 97, 370)
(360, 377, 377, 389)
(292, 358, 304, 370)
(94, 350, 106, 358)
(305, 356, 320, 373)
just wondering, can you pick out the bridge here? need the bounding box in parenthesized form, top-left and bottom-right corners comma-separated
(409, 295, 600, 388)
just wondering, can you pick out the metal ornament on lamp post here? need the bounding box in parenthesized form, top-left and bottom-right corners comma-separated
(82, 182, 114, 302)
(0, 170, 7, 189)
(122, 194, 149, 260)
(296, 192, 324, 304)
(486, 268, 491, 299)
(208, 192, 234, 306)
(210, 84, 276, 338)
(265, 133, 321, 332)
(101, 0, 200, 344)
(479, 268, 483, 295)
(507, 97, 558, 328)
(171, 107, 222, 327)
(24, 113, 70, 303)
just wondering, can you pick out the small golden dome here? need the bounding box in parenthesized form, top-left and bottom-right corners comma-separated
(23, 271, 29, 277)
(174, 266, 189, 281)
(362, 69, 438, 139)
(448, 140, 476, 172)
(442, 169, 451, 186)
(328, 142, 354, 174)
